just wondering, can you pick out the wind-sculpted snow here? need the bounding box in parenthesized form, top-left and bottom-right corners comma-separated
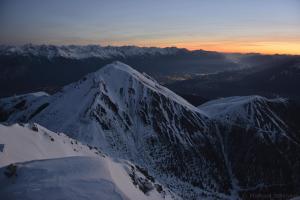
(0, 123, 99, 167)
(0, 123, 174, 200)
(1, 62, 300, 199)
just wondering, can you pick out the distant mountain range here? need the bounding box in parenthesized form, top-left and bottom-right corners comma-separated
(1, 62, 299, 199)
(1, 44, 299, 104)
(0, 44, 243, 98)
(0, 44, 181, 59)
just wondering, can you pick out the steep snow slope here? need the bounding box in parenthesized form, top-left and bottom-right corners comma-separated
(198, 96, 300, 199)
(0, 44, 181, 59)
(0, 92, 49, 123)
(3, 61, 210, 155)
(198, 95, 298, 143)
(199, 96, 287, 133)
(0, 123, 174, 200)
(199, 95, 286, 119)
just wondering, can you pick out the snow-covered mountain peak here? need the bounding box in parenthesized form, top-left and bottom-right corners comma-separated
(0, 61, 209, 158)
(198, 95, 287, 118)
(93, 61, 149, 82)
(95, 61, 198, 110)
(198, 95, 290, 141)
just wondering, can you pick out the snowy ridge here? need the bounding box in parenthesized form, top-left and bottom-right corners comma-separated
(0, 123, 175, 200)
(94, 61, 201, 112)
(198, 95, 287, 122)
(198, 96, 290, 139)
(0, 91, 49, 103)
(0, 91, 50, 124)
(0, 44, 182, 59)
(199, 95, 287, 117)
(0, 123, 99, 167)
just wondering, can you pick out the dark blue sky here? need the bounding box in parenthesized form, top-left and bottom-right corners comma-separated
(1, 0, 299, 54)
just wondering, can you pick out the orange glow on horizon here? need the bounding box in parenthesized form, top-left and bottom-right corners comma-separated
(174, 42, 300, 55)
(148, 38, 300, 55)
(55, 37, 300, 55)
(106, 36, 300, 55)
(110, 41, 300, 55)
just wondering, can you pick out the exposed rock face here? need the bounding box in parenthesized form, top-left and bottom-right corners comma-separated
(1, 62, 299, 199)
(200, 96, 300, 198)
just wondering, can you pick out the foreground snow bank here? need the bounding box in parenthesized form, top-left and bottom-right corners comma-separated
(0, 123, 173, 200)
(0, 157, 129, 200)
(0, 123, 99, 167)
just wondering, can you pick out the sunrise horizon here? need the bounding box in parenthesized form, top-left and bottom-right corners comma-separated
(3, 41, 299, 56)
(1, 0, 299, 56)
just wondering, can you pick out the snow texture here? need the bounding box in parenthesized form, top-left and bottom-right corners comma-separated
(0, 123, 173, 200)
